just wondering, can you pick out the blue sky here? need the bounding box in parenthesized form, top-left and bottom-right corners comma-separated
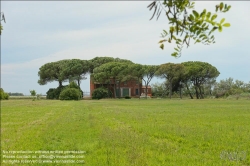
(1, 1, 250, 95)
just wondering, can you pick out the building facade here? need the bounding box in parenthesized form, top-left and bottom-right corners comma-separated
(90, 78, 152, 98)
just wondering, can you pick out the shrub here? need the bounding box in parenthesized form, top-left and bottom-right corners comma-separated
(30, 90, 36, 96)
(68, 81, 79, 89)
(0, 88, 9, 100)
(68, 82, 83, 98)
(124, 96, 131, 99)
(215, 92, 225, 98)
(240, 92, 250, 97)
(46, 82, 83, 100)
(36, 94, 42, 100)
(46, 88, 56, 99)
(92, 87, 109, 100)
(59, 88, 81, 100)
(46, 86, 66, 99)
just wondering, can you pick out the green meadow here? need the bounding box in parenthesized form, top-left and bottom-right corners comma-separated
(1, 99, 250, 165)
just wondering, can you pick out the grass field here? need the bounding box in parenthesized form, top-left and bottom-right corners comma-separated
(1, 99, 250, 165)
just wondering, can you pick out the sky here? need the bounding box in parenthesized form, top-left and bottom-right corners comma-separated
(1, 1, 250, 95)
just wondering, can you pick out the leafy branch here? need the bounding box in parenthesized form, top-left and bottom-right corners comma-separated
(0, 12, 6, 35)
(148, 0, 231, 57)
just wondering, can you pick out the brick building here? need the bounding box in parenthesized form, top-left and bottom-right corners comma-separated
(90, 78, 152, 98)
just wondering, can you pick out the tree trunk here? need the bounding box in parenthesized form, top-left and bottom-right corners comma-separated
(195, 86, 200, 99)
(142, 79, 147, 98)
(138, 78, 141, 99)
(138, 78, 141, 98)
(119, 82, 121, 98)
(169, 79, 172, 99)
(198, 86, 204, 99)
(59, 81, 62, 87)
(114, 80, 116, 98)
(108, 82, 111, 98)
(209, 86, 212, 96)
(77, 76, 80, 87)
(179, 83, 182, 99)
(185, 83, 193, 99)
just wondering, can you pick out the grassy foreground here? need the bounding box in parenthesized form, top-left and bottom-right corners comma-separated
(1, 99, 250, 165)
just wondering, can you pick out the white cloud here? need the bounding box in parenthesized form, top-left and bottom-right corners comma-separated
(1, 1, 250, 94)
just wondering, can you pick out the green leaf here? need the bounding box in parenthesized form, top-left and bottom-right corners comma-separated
(220, 2, 224, 10)
(171, 52, 178, 57)
(170, 26, 174, 33)
(163, 30, 168, 35)
(202, 36, 207, 40)
(220, 18, 225, 24)
(177, 39, 182, 42)
(174, 48, 179, 52)
(218, 25, 223, 32)
(192, 10, 199, 18)
(189, 14, 194, 21)
(158, 40, 167, 43)
(208, 27, 217, 35)
(199, 34, 205, 38)
(204, 25, 209, 30)
(211, 14, 217, 21)
(200, 10, 206, 18)
(197, 20, 203, 25)
(196, 30, 201, 36)
(222, 23, 230, 27)
(160, 44, 164, 50)
(194, 39, 201, 44)
(206, 12, 211, 20)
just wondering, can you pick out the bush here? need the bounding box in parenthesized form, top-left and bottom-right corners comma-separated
(68, 82, 83, 98)
(30, 90, 36, 96)
(124, 96, 131, 99)
(46, 86, 66, 99)
(46, 82, 83, 100)
(36, 94, 42, 100)
(46, 88, 56, 99)
(240, 92, 250, 97)
(68, 81, 79, 89)
(92, 87, 109, 100)
(226, 92, 250, 100)
(0, 88, 9, 100)
(59, 88, 81, 100)
(215, 92, 225, 98)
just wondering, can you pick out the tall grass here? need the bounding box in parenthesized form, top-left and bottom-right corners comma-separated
(1, 99, 250, 165)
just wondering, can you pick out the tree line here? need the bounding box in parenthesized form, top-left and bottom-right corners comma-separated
(152, 77, 250, 99)
(38, 57, 132, 99)
(38, 57, 132, 87)
(38, 57, 223, 99)
(213, 78, 250, 98)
